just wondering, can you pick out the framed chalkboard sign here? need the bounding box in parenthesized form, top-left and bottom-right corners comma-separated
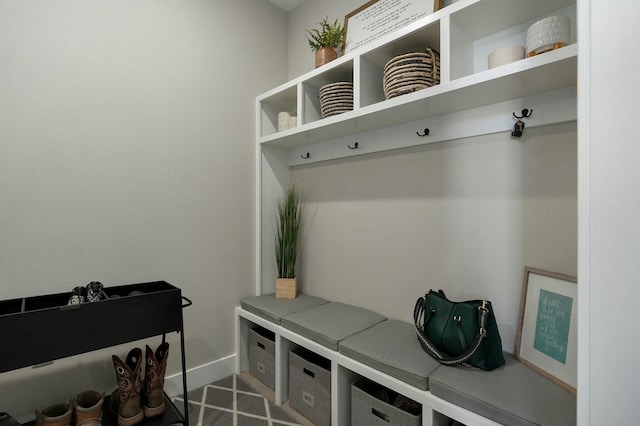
(516, 267, 577, 394)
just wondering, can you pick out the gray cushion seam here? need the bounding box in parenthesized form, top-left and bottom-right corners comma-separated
(339, 319, 387, 344)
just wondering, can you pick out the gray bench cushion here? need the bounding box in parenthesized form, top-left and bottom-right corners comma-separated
(281, 302, 386, 350)
(240, 293, 328, 324)
(429, 354, 576, 426)
(339, 320, 440, 390)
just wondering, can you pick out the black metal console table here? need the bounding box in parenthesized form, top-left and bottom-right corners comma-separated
(0, 281, 191, 426)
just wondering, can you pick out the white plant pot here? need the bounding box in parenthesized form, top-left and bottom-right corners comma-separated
(526, 15, 571, 56)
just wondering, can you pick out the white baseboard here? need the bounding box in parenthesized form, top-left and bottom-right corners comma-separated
(164, 353, 237, 397)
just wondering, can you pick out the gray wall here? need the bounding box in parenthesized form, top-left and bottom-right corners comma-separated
(0, 0, 286, 416)
(287, 0, 363, 78)
(291, 122, 577, 353)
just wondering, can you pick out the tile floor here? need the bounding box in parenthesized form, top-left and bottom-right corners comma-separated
(171, 374, 312, 426)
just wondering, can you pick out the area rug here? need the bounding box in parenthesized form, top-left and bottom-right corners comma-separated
(171, 374, 306, 426)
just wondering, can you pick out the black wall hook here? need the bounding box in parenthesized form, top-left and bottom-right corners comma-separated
(512, 108, 533, 119)
(301, 152, 310, 159)
(416, 128, 430, 137)
(347, 142, 359, 149)
(511, 120, 525, 137)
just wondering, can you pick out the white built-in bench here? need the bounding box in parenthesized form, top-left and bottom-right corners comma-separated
(237, 294, 576, 426)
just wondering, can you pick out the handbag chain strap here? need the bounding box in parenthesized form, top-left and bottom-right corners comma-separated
(413, 297, 489, 366)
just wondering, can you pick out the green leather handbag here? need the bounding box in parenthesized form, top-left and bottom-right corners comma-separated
(413, 289, 505, 371)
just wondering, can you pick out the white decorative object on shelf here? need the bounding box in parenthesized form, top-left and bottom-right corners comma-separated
(288, 115, 297, 129)
(488, 45, 525, 69)
(278, 112, 295, 132)
(526, 16, 570, 56)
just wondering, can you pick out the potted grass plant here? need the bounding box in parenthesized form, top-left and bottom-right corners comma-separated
(306, 17, 344, 68)
(275, 183, 303, 299)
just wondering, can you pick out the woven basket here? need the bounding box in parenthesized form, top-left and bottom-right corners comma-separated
(383, 47, 440, 100)
(319, 81, 354, 118)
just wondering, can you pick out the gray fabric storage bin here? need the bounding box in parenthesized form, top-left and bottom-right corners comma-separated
(351, 377, 421, 426)
(289, 347, 331, 426)
(249, 326, 276, 390)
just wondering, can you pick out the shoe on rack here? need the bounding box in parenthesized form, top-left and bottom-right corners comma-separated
(72, 390, 105, 426)
(85, 282, 108, 302)
(142, 343, 169, 418)
(111, 348, 143, 426)
(35, 402, 72, 426)
(67, 286, 87, 305)
(0, 413, 20, 426)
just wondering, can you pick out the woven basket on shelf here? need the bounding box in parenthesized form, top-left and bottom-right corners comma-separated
(383, 47, 440, 100)
(319, 81, 354, 118)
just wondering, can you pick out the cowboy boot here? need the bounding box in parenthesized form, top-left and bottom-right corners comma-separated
(35, 402, 72, 426)
(72, 390, 105, 426)
(142, 343, 169, 417)
(111, 348, 143, 426)
(0, 413, 20, 426)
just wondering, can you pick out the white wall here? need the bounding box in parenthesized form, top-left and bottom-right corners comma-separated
(0, 0, 287, 418)
(578, 2, 640, 424)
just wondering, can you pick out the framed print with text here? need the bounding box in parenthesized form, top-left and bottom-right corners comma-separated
(516, 267, 577, 394)
(344, 0, 443, 54)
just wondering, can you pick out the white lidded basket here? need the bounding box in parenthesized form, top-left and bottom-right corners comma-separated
(526, 15, 570, 56)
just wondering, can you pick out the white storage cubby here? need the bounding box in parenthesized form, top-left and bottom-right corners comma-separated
(358, 18, 441, 108)
(302, 59, 354, 126)
(256, 0, 577, 152)
(448, 0, 576, 80)
(246, 0, 579, 425)
(236, 308, 502, 426)
(259, 83, 297, 138)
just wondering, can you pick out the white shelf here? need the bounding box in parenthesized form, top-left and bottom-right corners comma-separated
(261, 44, 576, 149)
(257, 0, 577, 150)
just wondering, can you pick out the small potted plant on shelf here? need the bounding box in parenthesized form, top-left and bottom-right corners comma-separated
(306, 17, 344, 68)
(275, 183, 303, 299)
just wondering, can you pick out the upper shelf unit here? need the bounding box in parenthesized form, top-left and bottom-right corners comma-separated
(257, 0, 577, 148)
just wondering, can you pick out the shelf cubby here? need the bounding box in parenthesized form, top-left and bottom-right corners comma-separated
(359, 19, 441, 108)
(256, 0, 577, 155)
(449, 0, 577, 80)
(258, 83, 298, 138)
(302, 58, 354, 125)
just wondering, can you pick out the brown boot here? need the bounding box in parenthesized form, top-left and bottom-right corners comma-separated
(111, 348, 143, 426)
(0, 413, 20, 426)
(35, 402, 72, 426)
(73, 390, 105, 426)
(142, 343, 169, 418)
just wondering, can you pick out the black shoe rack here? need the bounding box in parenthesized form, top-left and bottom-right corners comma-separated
(0, 281, 191, 426)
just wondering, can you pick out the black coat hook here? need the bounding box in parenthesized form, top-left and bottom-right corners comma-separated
(416, 128, 430, 137)
(301, 152, 310, 159)
(511, 120, 525, 137)
(512, 108, 533, 119)
(348, 142, 359, 149)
